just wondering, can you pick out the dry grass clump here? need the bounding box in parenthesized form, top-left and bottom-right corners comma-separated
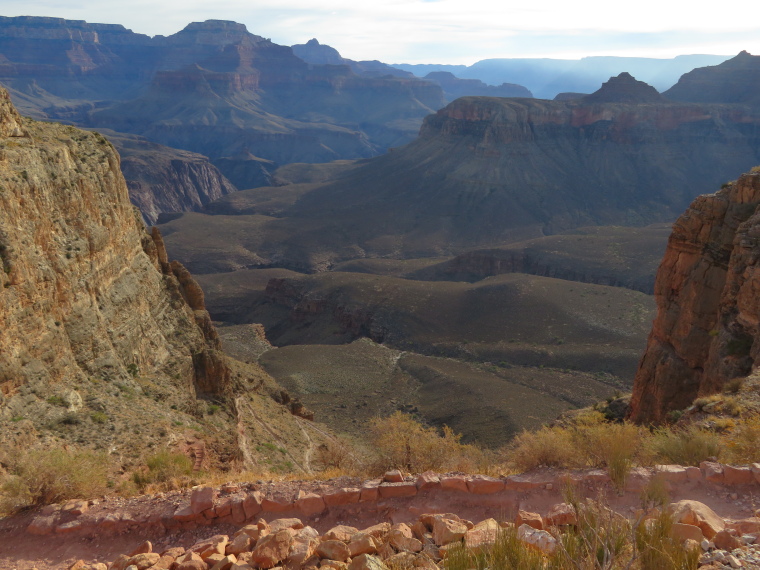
(0, 447, 108, 513)
(442, 491, 699, 570)
(370, 411, 485, 474)
(647, 425, 723, 466)
(508, 412, 646, 488)
(724, 415, 760, 463)
(130, 450, 194, 493)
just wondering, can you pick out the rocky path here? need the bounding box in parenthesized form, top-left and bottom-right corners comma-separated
(1, 463, 759, 569)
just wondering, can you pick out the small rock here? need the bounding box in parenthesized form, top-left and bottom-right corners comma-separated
(383, 470, 403, 483)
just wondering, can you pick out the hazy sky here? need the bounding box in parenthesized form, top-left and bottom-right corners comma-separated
(3, 0, 758, 63)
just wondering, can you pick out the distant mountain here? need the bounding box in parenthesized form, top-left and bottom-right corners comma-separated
(0, 16, 447, 211)
(422, 71, 532, 102)
(292, 38, 413, 78)
(664, 51, 760, 105)
(394, 54, 732, 99)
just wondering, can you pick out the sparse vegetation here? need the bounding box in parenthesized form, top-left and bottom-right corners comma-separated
(370, 411, 484, 473)
(0, 447, 108, 513)
(131, 450, 194, 491)
(647, 425, 722, 466)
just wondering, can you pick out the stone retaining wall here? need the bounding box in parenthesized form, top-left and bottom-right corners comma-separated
(25, 462, 760, 538)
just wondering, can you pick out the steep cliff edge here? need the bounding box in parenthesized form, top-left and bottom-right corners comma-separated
(0, 87, 234, 447)
(629, 169, 760, 423)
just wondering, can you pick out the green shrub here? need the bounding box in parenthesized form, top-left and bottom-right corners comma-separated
(0, 447, 108, 512)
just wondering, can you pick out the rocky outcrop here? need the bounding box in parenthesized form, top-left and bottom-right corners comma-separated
(629, 170, 760, 423)
(107, 131, 239, 224)
(0, 89, 229, 405)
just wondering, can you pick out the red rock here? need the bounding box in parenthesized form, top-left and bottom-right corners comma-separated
(466, 475, 505, 494)
(682, 466, 701, 481)
(713, 529, 742, 550)
(191, 486, 215, 514)
(360, 482, 380, 502)
(287, 527, 319, 564)
(348, 554, 389, 570)
(516, 524, 556, 555)
(27, 515, 57, 535)
(230, 498, 247, 524)
(130, 541, 154, 556)
(348, 533, 379, 557)
(464, 519, 499, 554)
(431, 516, 467, 546)
(361, 522, 390, 539)
(209, 555, 237, 570)
(670, 500, 725, 539)
(752, 463, 760, 484)
(269, 518, 304, 532)
(262, 496, 293, 513)
(545, 503, 577, 527)
(415, 472, 440, 491)
(323, 525, 359, 542)
(295, 491, 326, 517)
(503, 475, 544, 492)
(701, 462, 724, 483)
(723, 465, 754, 485)
(515, 511, 543, 530)
(323, 487, 361, 506)
(190, 535, 229, 559)
(317, 540, 351, 561)
(215, 498, 233, 518)
(383, 470, 404, 483)
(55, 521, 83, 534)
(175, 552, 208, 570)
(727, 517, 760, 534)
(671, 523, 704, 542)
(656, 465, 689, 483)
(242, 491, 262, 519)
(378, 482, 417, 498)
(439, 476, 468, 492)
(174, 506, 198, 523)
(128, 553, 162, 570)
(225, 533, 252, 556)
(251, 529, 294, 568)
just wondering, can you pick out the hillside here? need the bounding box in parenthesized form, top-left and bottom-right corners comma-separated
(0, 88, 330, 482)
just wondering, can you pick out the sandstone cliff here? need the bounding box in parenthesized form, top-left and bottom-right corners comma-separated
(0, 87, 230, 443)
(629, 169, 760, 423)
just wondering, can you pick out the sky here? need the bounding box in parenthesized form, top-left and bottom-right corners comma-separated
(2, 0, 759, 64)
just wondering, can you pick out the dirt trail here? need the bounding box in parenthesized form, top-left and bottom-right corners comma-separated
(1, 466, 759, 570)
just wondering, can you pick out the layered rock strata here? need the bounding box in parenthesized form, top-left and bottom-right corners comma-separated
(629, 170, 760, 422)
(0, 88, 229, 404)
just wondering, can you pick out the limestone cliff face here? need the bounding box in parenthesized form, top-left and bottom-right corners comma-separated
(0, 88, 228, 402)
(629, 170, 760, 423)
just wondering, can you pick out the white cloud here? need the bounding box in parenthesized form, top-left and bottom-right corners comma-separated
(1, 0, 758, 62)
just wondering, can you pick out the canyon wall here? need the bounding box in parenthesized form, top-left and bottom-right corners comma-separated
(0, 88, 228, 404)
(629, 169, 760, 423)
